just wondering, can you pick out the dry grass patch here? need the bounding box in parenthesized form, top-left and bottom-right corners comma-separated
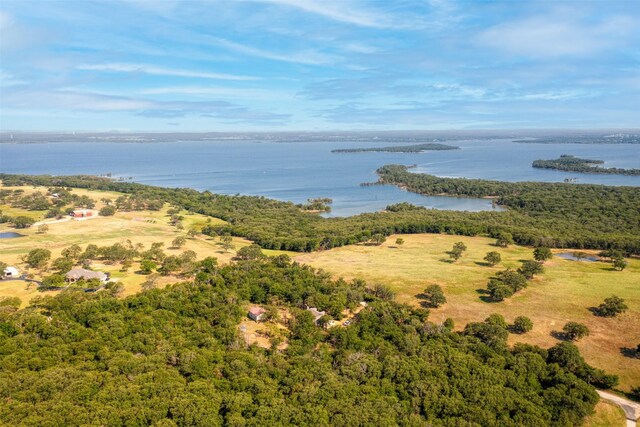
(583, 400, 626, 427)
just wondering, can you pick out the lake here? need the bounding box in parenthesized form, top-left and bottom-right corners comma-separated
(1, 138, 639, 217)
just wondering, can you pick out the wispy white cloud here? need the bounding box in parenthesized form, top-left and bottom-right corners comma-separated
(1, 87, 290, 123)
(139, 86, 293, 100)
(210, 37, 336, 66)
(77, 63, 259, 81)
(254, 0, 393, 28)
(477, 14, 637, 58)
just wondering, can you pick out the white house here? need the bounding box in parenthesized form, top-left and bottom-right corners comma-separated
(2, 266, 19, 279)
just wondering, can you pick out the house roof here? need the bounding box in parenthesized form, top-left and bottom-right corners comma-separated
(307, 307, 326, 320)
(3, 266, 19, 275)
(66, 268, 107, 281)
(249, 306, 266, 316)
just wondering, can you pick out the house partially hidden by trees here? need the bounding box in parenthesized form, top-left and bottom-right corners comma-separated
(248, 306, 266, 322)
(2, 266, 19, 279)
(306, 307, 326, 325)
(71, 209, 95, 219)
(65, 268, 109, 283)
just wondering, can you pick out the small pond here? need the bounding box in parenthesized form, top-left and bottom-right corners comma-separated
(557, 252, 600, 262)
(0, 232, 25, 239)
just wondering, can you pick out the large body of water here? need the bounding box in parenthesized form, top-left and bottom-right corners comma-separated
(1, 139, 639, 217)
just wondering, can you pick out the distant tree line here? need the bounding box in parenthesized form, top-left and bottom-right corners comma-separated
(2, 171, 640, 255)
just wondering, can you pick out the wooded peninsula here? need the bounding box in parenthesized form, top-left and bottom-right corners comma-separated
(532, 155, 640, 175)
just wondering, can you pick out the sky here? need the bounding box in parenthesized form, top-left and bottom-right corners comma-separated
(0, 0, 639, 131)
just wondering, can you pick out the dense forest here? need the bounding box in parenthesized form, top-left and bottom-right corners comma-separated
(0, 257, 602, 426)
(332, 143, 459, 153)
(2, 172, 640, 254)
(532, 155, 640, 175)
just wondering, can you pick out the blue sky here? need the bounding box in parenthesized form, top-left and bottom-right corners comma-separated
(0, 0, 639, 131)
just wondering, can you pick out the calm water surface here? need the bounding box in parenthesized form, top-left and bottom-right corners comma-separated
(1, 139, 639, 216)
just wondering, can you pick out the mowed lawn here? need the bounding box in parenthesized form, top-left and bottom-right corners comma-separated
(295, 233, 640, 391)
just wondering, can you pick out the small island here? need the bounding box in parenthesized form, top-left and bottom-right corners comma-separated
(532, 155, 640, 175)
(332, 142, 459, 153)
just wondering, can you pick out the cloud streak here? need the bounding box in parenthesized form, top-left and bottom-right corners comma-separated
(1, 88, 289, 123)
(77, 63, 259, 81)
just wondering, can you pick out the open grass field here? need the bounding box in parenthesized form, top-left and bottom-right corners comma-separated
(1, 184, 293, 305)
(583, 401, 627, 427)
(295, 233, 640, 391)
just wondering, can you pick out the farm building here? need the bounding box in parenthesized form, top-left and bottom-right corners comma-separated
(65, 268, 109, 283)
(2, 266, 20, 279)
(71, 209, 95, 219)
(248, 306, 266, 322)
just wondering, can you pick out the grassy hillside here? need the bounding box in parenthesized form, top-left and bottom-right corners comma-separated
(295, 233, 640, 391)
(0, 185, 292, 305)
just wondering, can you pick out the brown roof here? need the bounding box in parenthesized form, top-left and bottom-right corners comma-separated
(249, 306, 266, 316)
(66, 268, 107, 281)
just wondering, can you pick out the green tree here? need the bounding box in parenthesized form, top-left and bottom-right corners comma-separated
(37, 223, 49, 234)
(370, 233, 386, 245)
(595, 295, 628, 317)
(563, 322, 590, 341)
(487, 280, 513, 302)
(23, 248, 51, 269)
(484, 251, 501, 266)
(171, 236, 187, 249)
(395, 237, 404, 246)
(40, 273, 65, 289)
(612, 256, 627, 271)
(140, 259, 157, 274)
(235, 244, 265, 261)
(61, 244, 82, 260)
(422, 284, 446, 308)
(453, 241, 467, 252)
(511, 316, 533, 334)
(443, 318, 455, 330)
(220, 235, 234, 252)
(99, 205, 116, 216)
(497, 270, 528, 291)
(533, 247, 553, 262)
(52, 257, 74, 274)
(518, 260, 544, 279)
(485, 313, 508, 329)
(447, 248, 463, 261)
(495, 232, 514, 248)
(372, 284, 395, 300)
(13, 216, 35, 229)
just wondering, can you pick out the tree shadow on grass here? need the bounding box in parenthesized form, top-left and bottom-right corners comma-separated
(439, 258, 454, 264)
(550, 331, 570, 341)
(588, 306, 605, 317)
(474, 261, 491, 267)
(419, 300, 439, 309)
(599, 267, 618, 272)
(620, 347, 639, 359)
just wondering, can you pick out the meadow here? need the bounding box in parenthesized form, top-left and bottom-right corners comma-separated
(0, 185, 289, 305)
(295, 233, 640, 391)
